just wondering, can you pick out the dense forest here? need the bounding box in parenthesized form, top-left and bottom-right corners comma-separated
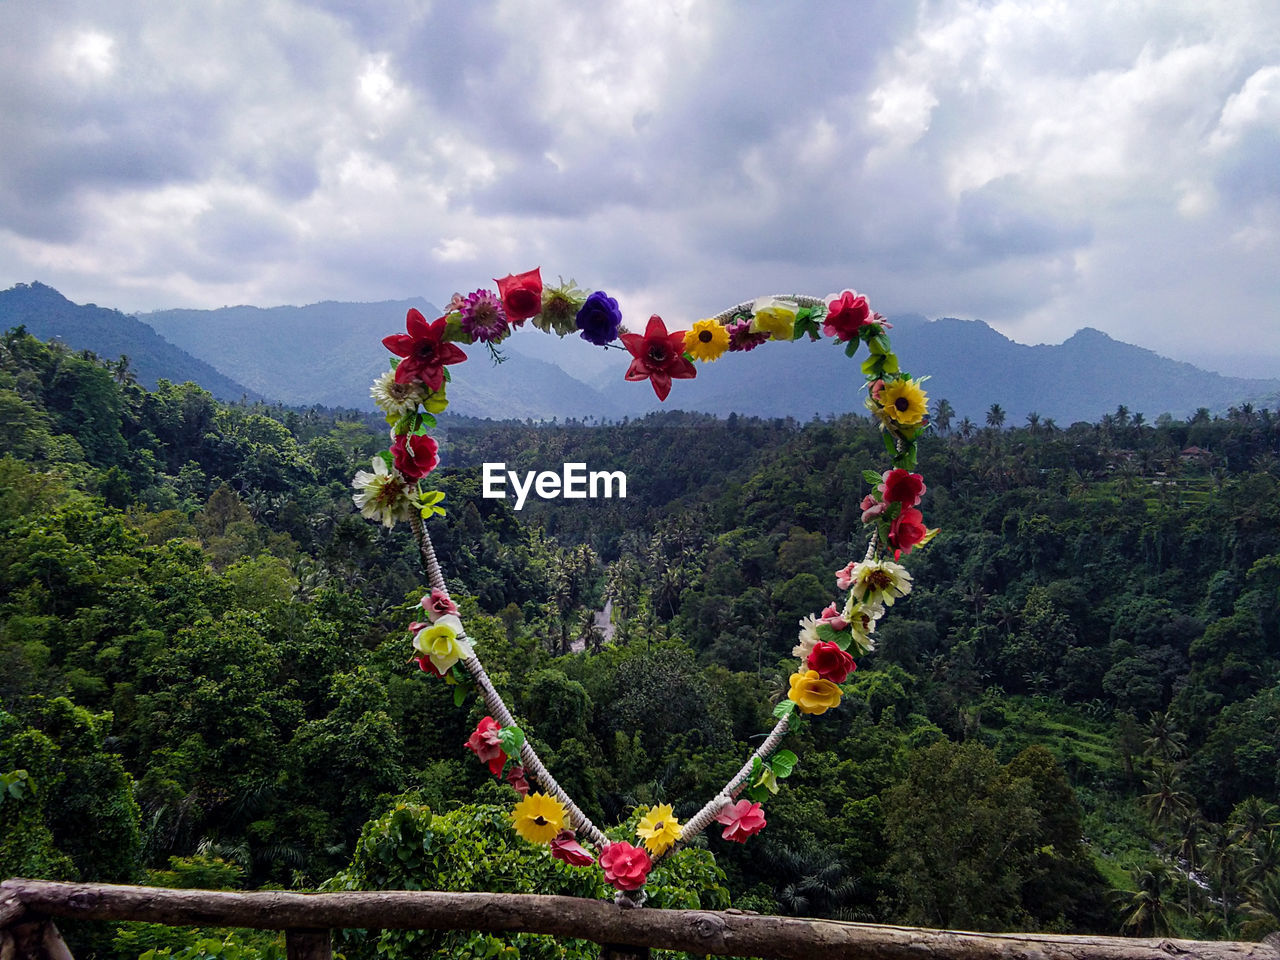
(2, 325, 1279, 958)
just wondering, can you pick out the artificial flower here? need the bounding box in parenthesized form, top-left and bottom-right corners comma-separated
(460, 289, 511, 343)
(835, 561, 857, 591)
(714, 800, 766, 843)
(787, 669, 843, 715)
(792, 614, 821, 660)
(511, 792, 567, 844)
(599, 841, 652, 891)
(889, 505, 929, 558)
(415, 489, 447, 519)
(421, 587, 459, 621)
(823, 290, 875, 342)
(750, 297, 797, 341)
(411, 614, 472, 673)
(465, 716, 507, 775)
(413, 654, 445, 677)
(550, 829, 595, 866)
(847, 559, 913, 608)
(538, 278, 587, 335)
(352, 456, 415, 528)
(390, 433, 439, 480)
(506, 764, 530, 796)
(840, 602, 879, 656)
(684, 319, 730, 362)
(878, 377, 929, 426)
(860, 494, 888, 523)
(818, 603, 848, 632)
(727, 319, 768, 352)
(383, 309, 468, 390)
(495, 267, 543, 322)
(807, 641, 856, 683)
(880, 468, 926, 506)
(635, 803, 682, 857)
(370, 370, 426, 419)
(576, 290, 624, 346)
(621, 315, 696, 401)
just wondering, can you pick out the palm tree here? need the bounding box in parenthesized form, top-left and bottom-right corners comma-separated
(957, 417, 976, 441)
(1141, 765, 1192, 834)
(1174, 808, 1206, 917)
(986, 403, 1006, 429)
(1143, 711, 1188, 763)
(932, 398, 955, 434)
(1230, 797, 1280, 847)
(1240, 871, 1280, 940)
(1201, 821, 1246, 932)
(1118, 861, 1182, 936)
(1025, 411, 1041, 434)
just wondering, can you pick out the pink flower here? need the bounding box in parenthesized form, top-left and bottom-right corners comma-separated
(890, 506, 928, 559)
(823, 290, 875, 342)
(807, 640, 856, 683)
(835, 561, 857, 590)
(460, 290, 510, 342)
(465, 717, 507, 776)
(727, 318, 768, 352)
(382, 309, 468, 390)
(714, 800, 766, 843)
(495, 268, 543, 322)
(861, 494, 887, 523)
(421, 588, 459, 621)
(391, 433, 439, 480)
(550, 829, 595, 867)
(599, 841, 652, 891)
(880, 468, 926, 506)
(818, 603, 848, 632)
(621, 315, 696, 401)
(505, 764, 530, 796)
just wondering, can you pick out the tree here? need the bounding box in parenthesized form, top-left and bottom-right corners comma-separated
(932, 398, 955, 434)
(986, 404, 1006, 429)
(1118, 861, 1182, 937)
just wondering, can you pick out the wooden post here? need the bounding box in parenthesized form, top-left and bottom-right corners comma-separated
(284, 929, 330, 960)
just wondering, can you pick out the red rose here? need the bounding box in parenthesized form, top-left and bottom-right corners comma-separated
(414, 655, 444, 677)
(391, 433, 439, 480)
(807, 640, 856, 683)
(464, 717, 507, 776)
(823, 290, 874, 342)
(421, 587, 458, 621)
(880, 468, 926, 506)
(599, 841, 652, 891)
(890, 505, 928, 558)
(495, 268, 543, 322)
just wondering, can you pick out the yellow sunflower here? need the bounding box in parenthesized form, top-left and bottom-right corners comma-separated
(511, 792, 568, 844)
(635, 803, 682, 856)
(684, 319, 730, 362)
(878, 377, 928, 426)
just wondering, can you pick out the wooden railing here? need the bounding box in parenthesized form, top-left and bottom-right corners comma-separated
(3, 879, 1279, 960)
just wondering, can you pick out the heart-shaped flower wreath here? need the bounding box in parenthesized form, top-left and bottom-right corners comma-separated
(351, 268, 938, 904)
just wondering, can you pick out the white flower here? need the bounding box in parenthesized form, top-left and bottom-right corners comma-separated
(352, 456, 415, 528)
(370, 370, 427, 419)
(849, 559, 913, 608)
(792, 614, 821, 660)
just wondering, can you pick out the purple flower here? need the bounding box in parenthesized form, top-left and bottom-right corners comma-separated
(460, 289, 510, 343)
(727, 319, 768, 352)
(575, 291, 623, 346)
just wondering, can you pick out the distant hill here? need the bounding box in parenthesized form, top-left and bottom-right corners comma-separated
(142, 299, 628, 420)
(0, 282, 262, 402)
(13, 282, 1277, 423)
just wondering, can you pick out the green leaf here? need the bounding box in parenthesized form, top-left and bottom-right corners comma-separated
(844, 339, 860, 359)
(390, 357, 401, 370)
(496, 725, 525, 756)
(743, 784, 770, 804)
(861, 354, 882, 376)
(772, 699, 796, 719)
(769, 749, 798, 779)
(862, 469, 883, 486)
(814, 622, 840, 645)
(378, 450, 395, 471)
(872, 333, 891, 355)
(881, 430, 898, 458)
(415, 412, 437, 432)
(452, 685, 467, 707)
(393, 412, 415, 435)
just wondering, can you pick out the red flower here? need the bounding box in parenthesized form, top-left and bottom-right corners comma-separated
(421, 588, 459, 621)
(464, 716, 507, 775)
(599, 841, 652, 891)
(714, 799, 767, 843)
(382, 309, 468, 390)
(823, 290, 875, 342)
(495, 268, 543, 322)
(550, 829, 595, 866)
(621, 315, 696, 401)
(861, 494, 887, 523)
(807, 640, 856, 683)
(890, 505, 928, 559)
(880, 468, 926, 506)
(391, 433, 439, 480)
(505, 764, 530, 795)
(414, 654, 444, 677)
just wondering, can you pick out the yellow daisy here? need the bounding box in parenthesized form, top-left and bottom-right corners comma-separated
(511, 793, 568, 844)
(636, 803, 682, 856)
(684, 319, 730, 362)
(879, 377, 928, 426)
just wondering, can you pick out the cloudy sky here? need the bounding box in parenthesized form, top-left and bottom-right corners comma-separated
(1, 1, 1278, 376)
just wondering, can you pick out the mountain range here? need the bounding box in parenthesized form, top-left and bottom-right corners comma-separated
(3, 281, 1277, 424)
